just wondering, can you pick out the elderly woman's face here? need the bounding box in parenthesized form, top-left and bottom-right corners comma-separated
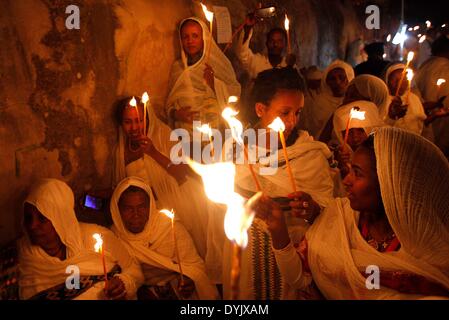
(24, 203, 61, 249)
(181, 21, 204, 59)
(326, 68, 348, 97)
(257, 89, 304, 141)
(119, 190, 150, 234)
(343, 147, 382, 213)
(388, 69, 408, 96)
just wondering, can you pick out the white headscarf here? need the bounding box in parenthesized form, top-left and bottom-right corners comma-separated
(333, 100, 384, 144)
(18, 179, 115, 299)
(305, 60, 354, 139)
(306, 127, 449, 299)
(166, 17, 240, 129)
(349, 74, 389, 111)
(110, 177, 219, 299)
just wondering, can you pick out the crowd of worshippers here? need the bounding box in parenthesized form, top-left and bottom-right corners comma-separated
(6, 15, 449, 300)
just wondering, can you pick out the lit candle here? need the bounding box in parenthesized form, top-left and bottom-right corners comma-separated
(406, 68, 414, 102)
(141, 92, 149, 136)
(395, 52, 414, 97)
(419, 35, 426, 43)
(437, 78, 447, 99)
(342, 107, 365, 150)
(201, 3, 214, 61)
(284, 14, 291, 54)
(426, 20, 432, 29)
(197, 123, 215, 158)
(160, 209, 184, 285)
(222, 106, 262, 191)
(187, 159, 262, 300)
(93, 233, 108, 290)
(386, 34, 391, 42)
(268, 117, 296, 193)
(129, 97, 143, 136)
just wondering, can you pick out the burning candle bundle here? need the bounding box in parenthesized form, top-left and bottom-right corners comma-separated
(268, 117, 296, 193)
(342, 107, 366, 150)
(395, 52, 414, 97)
(187, 159, 262, 299)
(197, 123, 215, 158)
(160, 209, 184, 285)
(129, 97, 143, 136)
(406, 69, 414, 101)
(93, 233, 108, 289)
(222, 106, 262, 191)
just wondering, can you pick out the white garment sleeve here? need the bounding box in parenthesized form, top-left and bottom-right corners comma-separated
(236, 28, 269, 80)
(272, 241, 312, 290)
(102, 229, 145, 299)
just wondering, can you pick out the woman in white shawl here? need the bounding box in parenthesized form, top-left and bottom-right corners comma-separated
(222, 67, 336, 300)
(18, 179, 143, 300)
(300, 60, 354, 140)
(319, 74, 389, 143)
(112, 96, 225, 272)
(166, 17, 241, 134)
(110, 177, 219, 300)
(332, 100, 384, 178)
(258, 127, 449, 299)
(382, 63, 427, 135)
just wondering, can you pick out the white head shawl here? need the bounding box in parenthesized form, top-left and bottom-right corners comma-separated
(375, 127, 449, 279)
(384, 63, 407, 96)
(307, 60, 354, 138)
(333, 100, 384, 144)
(18, 179, 111, 299)
(349, 74, 389, 111)
(110, 177, 219, 299)
(166, 17, 241, 115)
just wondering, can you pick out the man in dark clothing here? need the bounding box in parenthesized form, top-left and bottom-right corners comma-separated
(354, 42, 390, 78)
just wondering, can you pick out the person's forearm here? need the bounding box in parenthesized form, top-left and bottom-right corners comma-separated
(273, 242, 311, 290)
(145, 145, 171, 170)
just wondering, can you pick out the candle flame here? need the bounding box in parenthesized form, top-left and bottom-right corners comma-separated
(383, 53, 387, 59)
(442, 24, 447, 28)
(93, 233, 103, 253)
(222, 107, 244, 145)
(407, 51, 415, 62)
(408, 27, 413, 32)
(196, 123, 212, 136)
(267, 117, 285, 132)
(187, 158, 260, 248)
(386, 34, 391, 42)
(350, 107, 366, 120)
(284, 14, 290, 31)
(141, 92, 149, 104)
(419, 35, 426, 43)
(437, 79, 446, 86)
(228, 96, 238, 104)
(406, 68, 414, 81)
(160, 209, 175, 220)
(414, 25, 420, 31)
(129, 97, 137, 107)
(201, 3, 214, 23)
(426, 20, 431, 28)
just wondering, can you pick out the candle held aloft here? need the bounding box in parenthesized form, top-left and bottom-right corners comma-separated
(268, 117, 296, 193)
(141, 92, 149, 135)
(395, 52, 414, 97)
(284, 14, 291, 54)
(343, 107, 365, 150)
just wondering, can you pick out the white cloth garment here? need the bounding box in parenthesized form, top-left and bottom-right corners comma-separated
(110, 177, 219, 300)
(350, 74, 390, 111)
(236, 28, 288, 81)
(301, 60, 355, 139)
(112, 104, 225, 281)
(274, 127, 449, 299)
(382, 64, 426, 135)
(415, 56, 449, 155)
(18, 179, 143, 300)
(222, 130, 336, 300)
(333, 100, 384, 146)
(166, 17, 241, 133)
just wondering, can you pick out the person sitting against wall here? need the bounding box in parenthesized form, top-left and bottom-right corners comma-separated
(17, 178, 143, 300)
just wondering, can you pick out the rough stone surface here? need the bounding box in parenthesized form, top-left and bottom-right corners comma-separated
(0, 0, 375, 246)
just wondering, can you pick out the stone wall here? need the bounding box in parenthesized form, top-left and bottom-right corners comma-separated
(0, 0, 371, 246)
